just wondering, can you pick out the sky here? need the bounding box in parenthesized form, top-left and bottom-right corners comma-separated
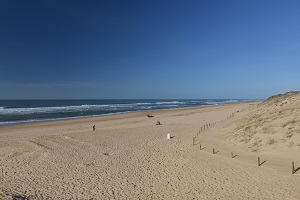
(0, 0, 300, 99)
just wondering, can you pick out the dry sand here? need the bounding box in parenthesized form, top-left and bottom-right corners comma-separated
(1, 97, 300, 199)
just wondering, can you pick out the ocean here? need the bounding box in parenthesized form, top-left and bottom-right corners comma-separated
(0, 99, 254, 126)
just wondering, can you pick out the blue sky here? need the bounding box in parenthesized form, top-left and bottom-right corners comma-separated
(0, 0, 299, 99)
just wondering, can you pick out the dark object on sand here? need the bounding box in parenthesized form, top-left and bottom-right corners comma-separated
(93, 125, 96, 131)
(156, 121, 161, 125)
(147, 114, 154, 118)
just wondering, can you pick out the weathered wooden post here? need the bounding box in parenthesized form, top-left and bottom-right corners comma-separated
(292, 162, 295, 174)
(231, 152, 233, 158)
(200, 144, 201, 150)
(258, 157, 260, 166)
(213, 148, 215, 154)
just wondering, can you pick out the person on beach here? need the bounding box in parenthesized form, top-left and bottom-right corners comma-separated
(93, 125, 96, 131)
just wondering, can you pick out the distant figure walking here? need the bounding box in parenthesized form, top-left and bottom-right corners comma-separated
(93, 125, 96, 131)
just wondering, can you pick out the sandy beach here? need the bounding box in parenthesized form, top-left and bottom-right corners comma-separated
(1, 96, 300, 199)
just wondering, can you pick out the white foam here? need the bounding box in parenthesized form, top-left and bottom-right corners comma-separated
(0, 99, 259, 125)
(0, 101, 193, 116)
(134, 103, 152, 105)
(0, 110, 136, 126)
(155, 101, 184, 105)
(224, 100, 238, 103)
(0, 103, 145, 115)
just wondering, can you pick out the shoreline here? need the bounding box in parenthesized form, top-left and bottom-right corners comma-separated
(0, 101, 255, 129)
(0, 102, 253, 148)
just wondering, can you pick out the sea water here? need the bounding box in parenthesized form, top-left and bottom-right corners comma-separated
(0, 99, 254, 126)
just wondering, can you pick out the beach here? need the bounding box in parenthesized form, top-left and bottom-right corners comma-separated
(1, 100, 300, 199)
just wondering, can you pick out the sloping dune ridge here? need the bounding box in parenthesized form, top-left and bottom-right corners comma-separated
(225, 91, 300, 152)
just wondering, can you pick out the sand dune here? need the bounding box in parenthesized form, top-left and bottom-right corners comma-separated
(225, 91, 300, 153)
(1, 99, 300, 199)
